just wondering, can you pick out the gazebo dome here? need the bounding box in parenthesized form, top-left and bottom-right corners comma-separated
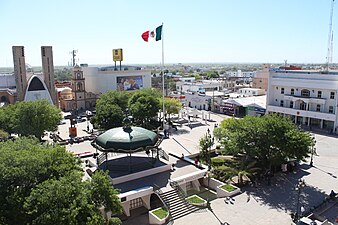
(93, 126, 158, 152)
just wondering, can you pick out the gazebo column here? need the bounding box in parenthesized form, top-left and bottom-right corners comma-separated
(105, 152, 108, 170)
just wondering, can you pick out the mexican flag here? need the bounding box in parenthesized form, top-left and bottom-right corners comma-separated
(141, 25, 162, 42)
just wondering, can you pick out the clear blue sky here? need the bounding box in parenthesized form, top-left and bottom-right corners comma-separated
(0, 0, 336, 67)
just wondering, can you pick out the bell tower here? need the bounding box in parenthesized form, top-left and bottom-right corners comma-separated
(41, 46, 57, 105)
(71, 66, 86, 112)
(12, 46, 27, 101)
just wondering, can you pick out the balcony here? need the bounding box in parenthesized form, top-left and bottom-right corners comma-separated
(283, 94, 327, 105)
(267, 105, 336, 121)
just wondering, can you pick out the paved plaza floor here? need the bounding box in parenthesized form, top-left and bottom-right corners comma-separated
(58, 111, 338, 225)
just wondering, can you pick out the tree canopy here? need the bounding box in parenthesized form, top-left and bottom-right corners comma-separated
(161, 98, 182, 120)
(0, 100, 62, 139)
(213, 114, 314, 170)
(129, 90, 160, 125)
(0, 137, 121, 225)
(93, 89, 162, 130)
(92, 91, 130, 130)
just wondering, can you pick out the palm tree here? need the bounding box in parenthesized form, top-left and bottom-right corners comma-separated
(232, 159, 261, 186)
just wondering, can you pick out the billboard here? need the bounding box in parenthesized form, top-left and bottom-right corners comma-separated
(112, 49, 123, 61)
(117, 76, 143, 91)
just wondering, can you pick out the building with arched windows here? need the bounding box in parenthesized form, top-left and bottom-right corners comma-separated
(266, 69, 338, 134)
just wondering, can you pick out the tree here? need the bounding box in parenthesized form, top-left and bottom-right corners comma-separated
(24, 171, 122, 225)
(129, 89, 160, 126)
(161, 98, 182, 121)
(24, 173, 104, 225)
(0, 129, 8, 141)
(0, 104, 17, 135)
(89, 171, 121, 215)
(0, 137, 80, 224)
(207, 70, 219, 79)
(199, 133, 214, 169)
(214, 114, 314, 171)
(93, 91, 130, 130)
(13, 100, 61, 139)
(54, 68, 72, 81)
(0, 137, 121, 225)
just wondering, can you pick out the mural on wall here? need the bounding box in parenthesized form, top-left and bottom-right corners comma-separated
(117, 76, 143, 91)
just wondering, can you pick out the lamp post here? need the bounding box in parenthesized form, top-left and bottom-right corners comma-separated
(294, 179, 306, 223)
(310, 137, 316, 167)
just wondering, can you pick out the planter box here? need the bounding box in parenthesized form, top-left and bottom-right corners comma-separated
(216, 184, 240, 198)
(149, 207, 169, 225)
(186, 195, 207, 207)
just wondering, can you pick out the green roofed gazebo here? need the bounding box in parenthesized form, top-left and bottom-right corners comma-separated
(93, 126, 160, 152)
(91, 126, 163, 172)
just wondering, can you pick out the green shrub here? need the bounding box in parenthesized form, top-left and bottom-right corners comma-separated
(108, 217, 122, 225)
(212, 166, 236, 182)
(211, 157, 225, 166)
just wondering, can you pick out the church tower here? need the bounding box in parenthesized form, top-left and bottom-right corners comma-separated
(12, 46, 27, 101)
(41, 46, 57, 105)
(71, 66, 86, 111)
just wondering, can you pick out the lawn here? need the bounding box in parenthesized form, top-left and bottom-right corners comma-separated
(187, 187, 218, 201)
(186, 195, 206, 204)
(152, 207, 168, 219)
(220, 184, 237, 192)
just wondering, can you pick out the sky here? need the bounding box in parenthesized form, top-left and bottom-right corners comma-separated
(0, 0, 336, 67)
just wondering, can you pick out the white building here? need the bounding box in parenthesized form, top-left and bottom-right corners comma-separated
(82, 66, 152, 94)
(238, 88, 266, 96)
(176, 79, 221, 93)
(266, 70, 338, 133)
(185, 92, 212, 110)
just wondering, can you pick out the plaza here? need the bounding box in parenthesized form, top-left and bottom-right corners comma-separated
(58, 110, 338, 225)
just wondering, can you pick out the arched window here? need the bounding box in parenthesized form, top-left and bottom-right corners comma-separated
(1, 96, 8, 103)
(77, 83, 82, 91)
(301, 89, 310, 97)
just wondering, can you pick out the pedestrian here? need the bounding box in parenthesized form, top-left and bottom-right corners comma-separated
(300, 206, 305, 216)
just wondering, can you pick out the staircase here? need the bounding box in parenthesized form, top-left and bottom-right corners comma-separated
(155, 183, 201, 222)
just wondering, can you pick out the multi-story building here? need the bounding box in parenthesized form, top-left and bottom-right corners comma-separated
(82, 66, 152, 94)
(252, 64, 270, 91)
(266, 70, 338, 133)
(0, 73, 16, 105)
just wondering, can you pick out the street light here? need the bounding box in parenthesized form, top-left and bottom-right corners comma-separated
(294, 179, 306, 223)
(310, 137, 316, 167)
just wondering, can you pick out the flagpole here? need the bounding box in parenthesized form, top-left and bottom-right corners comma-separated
(161, 22, 165, 131)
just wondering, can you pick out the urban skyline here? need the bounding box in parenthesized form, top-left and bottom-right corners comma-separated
(0, 0, 336, 67)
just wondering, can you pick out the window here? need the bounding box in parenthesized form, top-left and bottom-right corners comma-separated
(290, 101, 293, 108)
(329, 106, 334, 113)
(330, 92, 335, 99)
(318, 91, 322, 98)
(316, 104, 321, 112)
(291, 89, 294, 95)
(301, 89, 310, 97)
(281, 88, 284, 94)
(280, 100, 284, 107)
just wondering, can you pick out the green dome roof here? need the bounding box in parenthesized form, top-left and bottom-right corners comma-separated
(94, 126, 158, 151)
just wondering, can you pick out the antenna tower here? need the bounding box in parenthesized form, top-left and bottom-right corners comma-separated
(70, 50, 78, 67)
(326, 0, 335, 71)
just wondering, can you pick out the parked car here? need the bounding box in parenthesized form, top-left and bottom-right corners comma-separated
(76, 117, 86, 123)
